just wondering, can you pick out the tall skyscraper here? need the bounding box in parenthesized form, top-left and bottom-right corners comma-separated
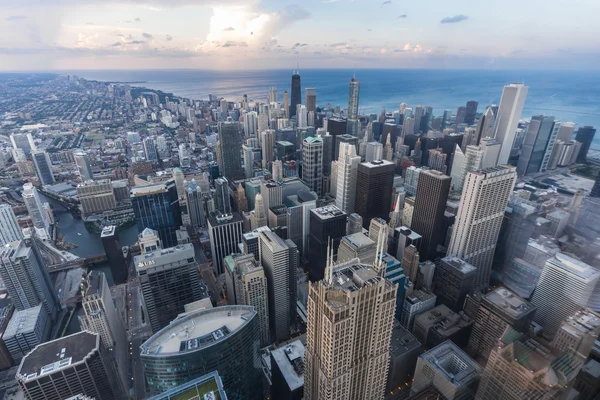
(135, 238, 202, 333)
(208, 212, 244, 275)
(530, 253, 600, 338)
(214, 176, 231, 214)
(0, 204, 22, 246)
(217, 119, 244, 181)
(516, 115, 558, 175)
(31, 150, 55, 185)
(22, 183, 49, 233)
(74, 151, 94, 181)
(347, 76, 360, 136)
(307, 205, 347, 281)
(243, 144, 254, 178)
(447, 166, 517, 291)
(354, 160, 395, 228)
(100, 226, 128, 284)
(290, 69, 301, 119)
(464, 100, 479, 125)
(334, 142, 361, 214)
(0, 239, 60, 323)
(301, 136, 323, 195)
(455, 106, 467, 126)
(141, 306, 262, 400)
(575, 125, 597, 163)
(16, 331, 127, 400)
(243, 110, 258, 136)
(185, 179, 206, 229)
(269, 86, 277, 103)
(10, 132, 35, 155)
(130, 180, 182, 248)
(410, 170, 451, 261)
(77, 179, 117, 216)
(304, 259, 397, 400)
(305, 87, 316, 113)
(493, 83, 529, 165)
(283, 90, 289, 118)
(251, 193, 268, 230)
(454, 145, 484, 191)
(432, 256, 477, 312)
(261, 129, 276, 169)
(143, 137, 158, 162)
(259, 231, 298, 342)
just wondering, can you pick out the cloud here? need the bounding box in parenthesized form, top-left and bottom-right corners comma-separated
(397, 14, 407, 19)
(85, 22, 95, 25)
(367, 28, 372, 31)
(142, 32, 153, 39)
(440, 15, 469, 24)
(330, 42, 346, 47)
(293, 42, 308, 47)
(135, 17, 141, 22)
(381, 1, 392, 6)
(6, 16, 27, 21)
(111, 42, 121, 47)
(221, 41, 247, 47)
(127, 40, 145, 44)
(223, 27, 235, 31)
(166, 35, 173, 41)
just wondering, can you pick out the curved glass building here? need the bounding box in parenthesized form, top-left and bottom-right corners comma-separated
(140, 306, 262, 400)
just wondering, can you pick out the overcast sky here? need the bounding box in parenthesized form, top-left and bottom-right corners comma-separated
(0, 0, 599, 71)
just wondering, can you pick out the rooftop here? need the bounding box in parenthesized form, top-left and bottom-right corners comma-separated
(242, 226, 271, 241)
(133, 243, 194, 271)
(360, 159, 394, 168)
(147, 371, 227, 400)
(140, 306, 256, 356)
(4, 305, 43, 338)
(441, 256, 477, 275)
(548, 253, 600, 281)
(208, 212, 243, 227)
(82, 270, 107, 298)
(341, 233, 375, 249)
(311, 205, 345, 220)
(17, 331, 99, 381)
(562, 309, 600, 335)
(271, 340, 305, 391)
(326, 260, 394, 296)
(406, 289, 436, 305)
(100, 225, 116, 238)
(389, 324, 421, 357)
(483, 287, 536, 320)
(130, 180, 174, 197)
(420, 340, 482, 386)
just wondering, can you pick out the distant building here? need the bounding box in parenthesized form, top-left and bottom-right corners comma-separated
(31, 150, 55, 185)
(307, 205, 347, 281)
(355, 159, 395, 228)
(301, 136, 323, 196)
(575, 125, 597, 163)
(22, 183, 49, 233)
(74, 151, 94, 181)
(77, 179, 116, 216)
(271, 340, 305, 400)
(217, 119, 244, 181)
(493, 83, 528, 165)
(0, 204, 23, 246)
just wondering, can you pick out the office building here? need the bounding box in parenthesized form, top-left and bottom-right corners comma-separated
(547, 139, 581, 169)
(10, 132, 35, 155)
(147, 371, 228, 400)
(214, 176, 231, 215)
(185, 179, 206, 229)
(208, 212, 244, 274)
(301, 136, 323, 195)
(241, 226, 271, 260)
(411, 170, 451, 261)
(304, 260, 397, 400)
(516, 115, 559, 175)
(465, 100, 478, 125)
(172, 167, 185, 200)
(243, 110, 258, 136)
(393, 226, 422, 263)
(290, 70, 301, 119)
(365, 141, 383, 162)
(135, 241, 203, 333)
(448, 166, 517, 290)
(575, 125, 597, 163)
(307, 205, 347, 281)
(251, 193, 268, 230)
(433, 256, 477, 312)
(141, 306, 262, 399)
(130, 180, 182, 248)
(272, 159, 283, 181)
(242, 144, 254, 178)
(346, 212, 363, 235)
(261, 129, 276, 169)
(100, 225, 128, 284)
(347, 75, 360, 131)
(31, 150, 55, 185)
(276, 140, 295, 162)
(386, 323, 422, 395)
(217, 119, 244, 181)
(337, 232, 377, 264)
(355, 159, 395, 228)
(401, 244, 420, 283)
(0, 239, 60, 323)
(224, 253, 270, 346)
(530, 253, 600, 338)
(404, 166, 422, 196)
(412, 340, 482, 400)
(412, 305, 474, 349)
(77, 179, 117, 216)
(260, 181, 282, 216)
(334, 134, 358, 161)
(259, 231, 298, 342)
(573, 359, 600, 400)
(16, 331, 127, 400)
(143, 137, 158, 162)
(79, 271, 128, 390)
(467, 287, 536, 363)
(271, 340, 305, 400)
(305, 87, 316, 114)
(334, 142, 361, 214)
(493, 83, 529, 165)
(0, 204, 22, 246)
(369, 217, 388, 253)
(475, 331, 580, 400)
(454, 145, 484, 192)
(552, 308, 600, 361)
(3, 305, 49, 362)
(74, 151, 94, 181)
(400, 289, 436, 331)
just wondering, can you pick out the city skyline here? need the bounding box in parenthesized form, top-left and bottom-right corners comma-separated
(1, 0, 600, 70)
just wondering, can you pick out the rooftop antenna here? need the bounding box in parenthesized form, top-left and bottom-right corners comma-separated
(353, 62, 356, 79)
(297, 61, 299, 75)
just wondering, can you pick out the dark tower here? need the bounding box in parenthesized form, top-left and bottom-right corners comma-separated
(465, 100, 479, 125)
(575, 125, 597, 163)
(101, 225, 128, 284)
(290, 67, 301, 119)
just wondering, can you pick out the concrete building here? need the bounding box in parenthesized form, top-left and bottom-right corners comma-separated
(337, 233, 377, 264)
(432, 256, 477, 312)
(365, 141, 383, 162)
(493, 83, 529, 165)
(355, 160, 395, 228)
(271, 340, 305, 400)
(74, 151, 94, 181)
(304, 260, 397, 400)
(10, 132, 35, 155)
(0, 204, 23, 246)
(185, 179, 206, 229)
(393, 226, 422, 265)
(217, 119, 244, 181)
(573, 359, 600, 400)
(147, 371, 228, 400)
(401, 244, 420, 283)
(516, 115, 559, 175)
(77, 179, 116, 216)
(552, 308, 600, 361)
(208, 212, 244, 275)
(307, 205, 347, 281)
(22, 183, 49, 233)
(140, 306, 262, 399)
(386, 323, 422, 396)
(411, 340, 482, 400)
(334, 142, 361, 214)
(251, 193, 268, 230)
(16, 331, 127, 400)
(31, 150, 55, 185)
(448, 166, 517, 291)
(3, 305, 49, 362)
(400, 289, 436, 331)
(412, 305, 474, 349)
(301, 136, 323, 195)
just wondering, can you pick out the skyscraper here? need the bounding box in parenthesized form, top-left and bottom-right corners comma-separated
(135, 238, 203, 333)
(283, 90, 289, 118)
(259, 231, 298, 342)
(493, 83, 529, 165)
(130, 180, 182, 248)
(208, 212, 244, 275)
(185, 179, 206, 229)
(354, 160, 395, 228)
(464, 100, 479, 125)
(214, 176, 231, 214)
(217, 119, 244, 181)
(22, 183, 49, 233)
(243, 143, 254, 178)
(516, 115, 559, 175)
(251, 193, 268, 230)
(290, 69, 301, 119)
(143, 137, 158, 162)
(410, 170, 451, 261)
(432, 256, 477, 312)
(347, 76, 360, 136)
(305, 87, 316, 113)
(261, 129, 275, 169)
(304, 259, 397, 400)
(31, 150, 55, 185)
(334, 142, 361, 214)
(269, 86, 277, 103)
(307, 205, 347, 281)
(0, 204, 23, 246)
(301, 136, 323, 195)
(575, 125, 597, 163)
(100, 225, 128, 284)
(447, 166, 517, 291)
(74, 151, 94, 181)
(10, 132, 35, 155)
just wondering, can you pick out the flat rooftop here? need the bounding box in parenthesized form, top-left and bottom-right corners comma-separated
(130, 180, 173, 197)
(360, 159, 394, 168)
(141, 306, 256, 356)
(242, 226, 271, 241)
(311, 205, 345, 220)
(441, 256, 477, 274)
(18, 331, 98, 381)
(271, 340, 305, 391)
(341, 233, 375, 249)
(484, 287, 535, 319)
(147, 371, 227, 400)
(563, 309, 600, 335)
(133, 243, 194, 271)
(4, 305, 43, 338)
(82, 270, 107, 298)
(406, 289, 436, 305)
(549, 253, 600, 280)
(100, 225, 116, 238)
(420, 340, 481, 386)
(390, 324, 421, 357)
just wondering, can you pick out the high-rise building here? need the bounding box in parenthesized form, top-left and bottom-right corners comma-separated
(452, 145, 484, 191)
(271, 340, 305, 400)
(0, 204, 22, 246)
(185, 179, 206, 229)
(493, 83, 529, 165)
(448, 166, 517, 290)
(79, 271, 128, 391)
(217, 119, 244, 181)
(401, 244, 420, 283)
(411, 340, 482, 400)
(465, 100, 479, 125)
(259, 231, 298, 342)
(516, 115, 559, 175)
(304, 260, 397, 400)
(404, 166, 422, 196)
(393, 226, 422, 263)
(100, 225, 128, 284)
(307, 205, 347, 281)
(242, 144, 254, 178)
(334, 134, 359, 161)
(573, 359, 600, 400)
(16, 331, 127, 400)
(147, 371, 228, 400)
(208, 212, 244, 275)
(412, 305, 474, 349)
(135, 240, 203, 333)
(346, 212, 363, 235)
(575, 125, 597, 163)
(347, 76, 360, 136)
(31, 150, 55, 185)
(77, 179, 117, 216)
(0, 239, 60, 323)
(290, 70, 301, 119)
(301, 136, 323, 195)
(552, 308, 600, 361)
(410, 170, 451, 261)
(283, 90, 289, 118)
(74, 151, 94, 181)
(131, 180, 182, 248)
(433, 256, 477, 312)
(3, 305, 49, 363)
(243, 110, 258, 136)
(214, 176, 231, 214)
(269, 86, 277, 103)
(21, 183, 49, 233)
(251, 192, 267, 230)
(354, 160, 395, 228)
(10, 132, 35, 155)
(334, 142, 360, 214)
(456, 106, 467, 126)
(143, 137, 158, 162)
(530, 253, 600, 338)
(365, 141, 383, 162)
(172, 167, 185, 200)
(141, 306, 262, 399)
(337, 232, 377, 264)
(400, 289, 436, 330)
(467, 287, 536, 363)
(305, 87, 316, 113)
(272, 159, 283, 181)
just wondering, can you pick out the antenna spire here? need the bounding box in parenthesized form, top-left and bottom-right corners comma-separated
(353, 62, 356, 79)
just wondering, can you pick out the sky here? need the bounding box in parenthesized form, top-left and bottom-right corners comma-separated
(0, 0, 599, 71)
